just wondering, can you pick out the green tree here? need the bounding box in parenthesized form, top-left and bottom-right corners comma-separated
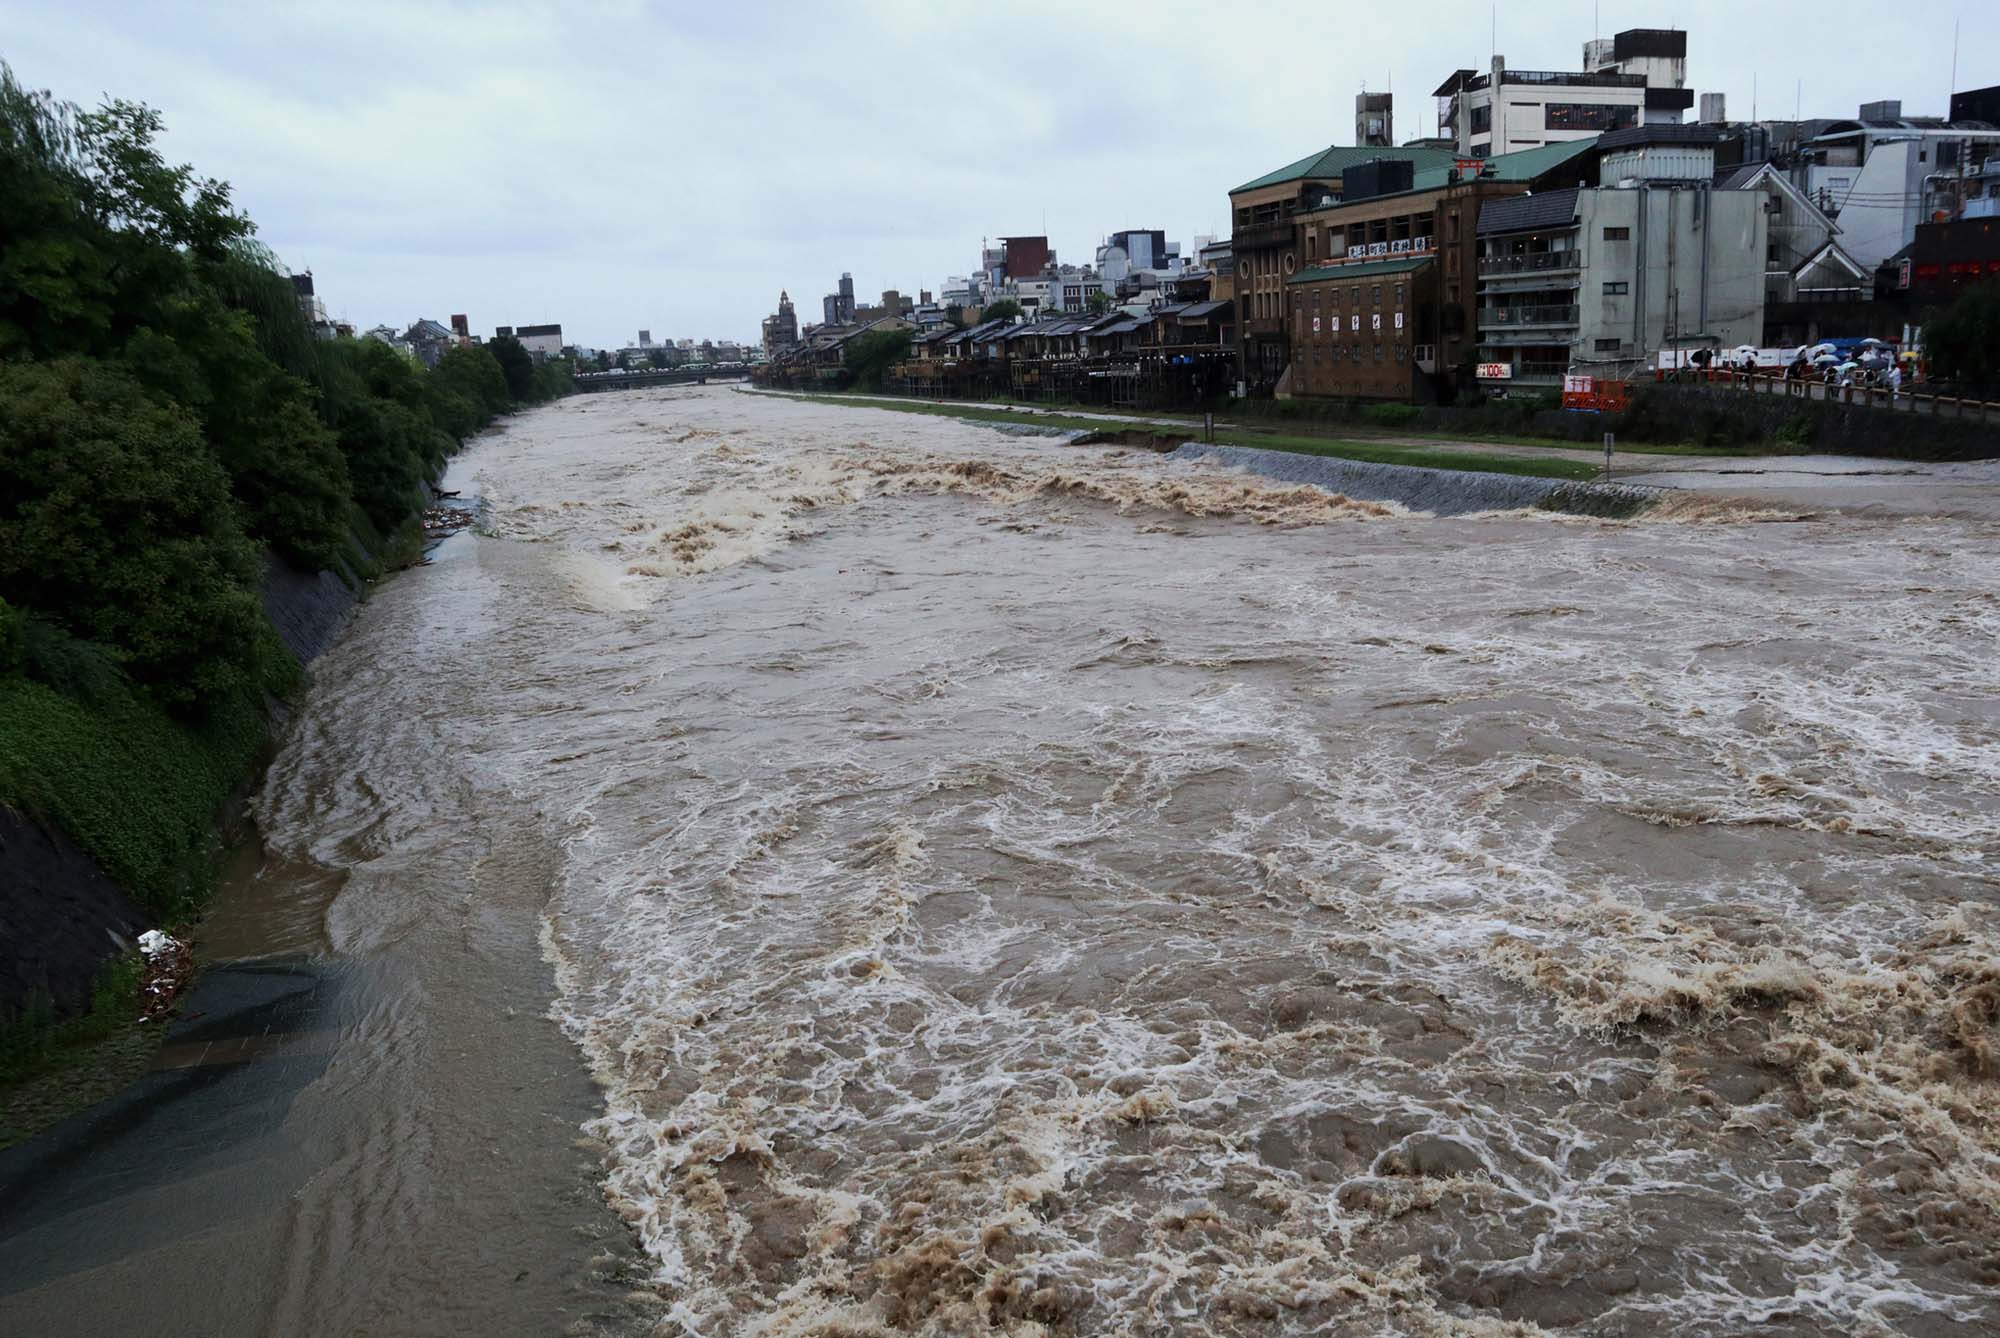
(1924, 280, 2000, 396)
(843, 327, 912, 390)
(646, 348, 668, 369)
(1086, 290, 1114, 315)
(981, 298, 1023, 323)
(486, 333, 536, 402)
(0, 359, 262, 708)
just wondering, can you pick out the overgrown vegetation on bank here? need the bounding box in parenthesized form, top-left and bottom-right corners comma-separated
(0, 64, 570, 1044)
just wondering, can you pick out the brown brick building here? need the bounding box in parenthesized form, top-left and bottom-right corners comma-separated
(1286, 256, 1438, 399)
(1228, 137, 1606, 401)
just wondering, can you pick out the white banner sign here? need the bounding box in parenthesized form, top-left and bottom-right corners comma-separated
(1475, 362, 1514, 379)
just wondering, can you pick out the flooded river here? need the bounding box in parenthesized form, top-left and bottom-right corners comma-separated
(218, 388, 2000, 1333)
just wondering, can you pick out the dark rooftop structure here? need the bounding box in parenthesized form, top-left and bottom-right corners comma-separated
(1476, 188, 1583, 237)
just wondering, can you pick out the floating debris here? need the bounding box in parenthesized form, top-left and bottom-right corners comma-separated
(422, 506, 478, 536)
(136, 930, 193, 1022)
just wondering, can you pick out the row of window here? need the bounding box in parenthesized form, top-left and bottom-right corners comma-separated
(1305, 343, 1409, 365)
(1300, 311, 1409, 335)
(1304, 283, 1405, 308)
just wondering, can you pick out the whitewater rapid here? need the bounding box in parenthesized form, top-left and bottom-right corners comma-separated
(259, 386, 2000, 1336)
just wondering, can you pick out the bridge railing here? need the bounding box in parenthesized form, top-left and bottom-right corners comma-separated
(1654, 368, 1998, 423)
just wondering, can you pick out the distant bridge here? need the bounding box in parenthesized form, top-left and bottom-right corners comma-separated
(572, 367, 753, 393)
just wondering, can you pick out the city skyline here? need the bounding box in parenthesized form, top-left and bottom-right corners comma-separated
(2, 0, 1989, 347)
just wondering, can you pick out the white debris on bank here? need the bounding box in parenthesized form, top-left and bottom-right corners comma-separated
(138, 929, 178, 957)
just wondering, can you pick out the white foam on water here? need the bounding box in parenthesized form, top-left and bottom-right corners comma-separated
(412, 388, 2000, 1334)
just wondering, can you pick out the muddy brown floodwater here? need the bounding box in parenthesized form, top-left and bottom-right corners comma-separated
(194, 387, 2000, 1334)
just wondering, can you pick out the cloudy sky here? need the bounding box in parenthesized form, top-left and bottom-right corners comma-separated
(2, 1, 1989, 348)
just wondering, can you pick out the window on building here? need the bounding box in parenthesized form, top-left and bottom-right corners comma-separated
(1593, 337, 1622, 352)
(1375, 344, 1385, 363)
(1307, 233, 1317, 260)
(1470, 104, 1492, 133)
(1394, 283, 1405, 304)
(1447, 210, 1460, 242)
(1396, 344, 1408, 363)
(1602, 281, 1629, 295)
(1603, 226, 1631, 241)
(1371, 285, 1381, 303)
(1545, 103, 1636, 132)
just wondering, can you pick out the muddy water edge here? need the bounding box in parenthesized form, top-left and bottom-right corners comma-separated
(11, 383, 1997, 1337)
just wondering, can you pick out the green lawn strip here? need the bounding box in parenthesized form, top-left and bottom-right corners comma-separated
(753, 390, 1599, 481)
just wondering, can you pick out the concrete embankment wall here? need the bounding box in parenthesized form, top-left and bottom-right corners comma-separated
(0, 557, 360, 1022)
(1169, 443, 1662, 517)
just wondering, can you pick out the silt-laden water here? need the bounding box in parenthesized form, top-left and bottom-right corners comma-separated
(246, 386, 2000, 1335)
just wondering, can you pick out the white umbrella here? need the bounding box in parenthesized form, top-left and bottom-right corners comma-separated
(1808, 342, 1838, 356)
(1813, 353, 1840, 364)
(1858, 337, 1889, 348)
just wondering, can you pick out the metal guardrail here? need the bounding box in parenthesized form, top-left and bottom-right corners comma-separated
(1480, 252, 1582, 276)
(1479, 304, 1580, 328)
(1663, 369, 2000, 422)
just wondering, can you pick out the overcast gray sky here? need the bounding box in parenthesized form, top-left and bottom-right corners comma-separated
(2, 1, 1990, 348)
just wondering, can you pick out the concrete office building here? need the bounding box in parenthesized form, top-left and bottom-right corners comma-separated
(1474, 125, 1766, 387)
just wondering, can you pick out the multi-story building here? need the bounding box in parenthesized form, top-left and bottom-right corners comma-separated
(821, 273, 856, 327)
(1787, 105, 2000, 271)
(1355, 92, 1393, 148)
(1229, 143, 1459, 390)
(761, 290, 799, 357)
(1474, 125, 1766, 387)
(1286, 257, 1438, 400)
(289, 271, 336, 339)
(493, 323, 565, 357)
(1434, 28, 1692, 158)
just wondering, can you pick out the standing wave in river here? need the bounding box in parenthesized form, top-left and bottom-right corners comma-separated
(261, 387, 1999, 1336)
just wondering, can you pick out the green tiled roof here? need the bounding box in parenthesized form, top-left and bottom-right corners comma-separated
(1286, 255, 1436, 285)
(1233, 144, 1458, 195)
(1409, 136, 1600, 191)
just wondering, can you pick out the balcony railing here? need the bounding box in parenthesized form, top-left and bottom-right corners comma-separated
(1479, 304, 1580, 328)
(1516, 360, 1571, 380)
(1479, 252, 1581, 276)
(1500, 69, 1644, 88)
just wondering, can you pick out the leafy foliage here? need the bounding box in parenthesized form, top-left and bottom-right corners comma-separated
(0, 359, 264, 707)
(981, 298, 1024, 323)
(843, 327, 912, 390)
(1924, 280, 2000, 396)
(0, 62, 578, 975)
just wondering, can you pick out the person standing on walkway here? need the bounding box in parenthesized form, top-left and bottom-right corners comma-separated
(1888, 360, 1903, 402)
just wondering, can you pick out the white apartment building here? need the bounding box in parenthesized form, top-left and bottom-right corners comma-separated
(1788, 104, 2000, 271)
(1435, 28, 1693, 159)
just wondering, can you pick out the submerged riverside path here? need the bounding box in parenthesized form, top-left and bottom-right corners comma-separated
(5, 385, 1998, 1335)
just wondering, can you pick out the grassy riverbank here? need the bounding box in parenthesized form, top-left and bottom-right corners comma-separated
(753, 390, 1609, 481)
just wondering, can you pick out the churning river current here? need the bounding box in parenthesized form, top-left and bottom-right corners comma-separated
(237, 388, 2000, 1335)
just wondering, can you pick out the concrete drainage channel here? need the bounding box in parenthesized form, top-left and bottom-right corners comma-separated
(1166, 442, 1665, 518)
